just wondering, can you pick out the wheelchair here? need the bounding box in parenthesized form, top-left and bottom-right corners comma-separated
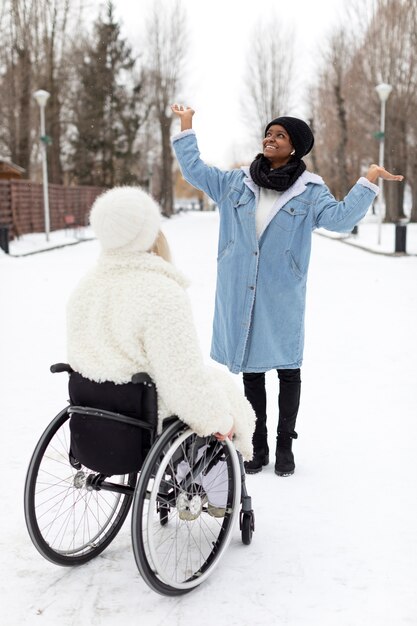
(24, 364, 255, 596)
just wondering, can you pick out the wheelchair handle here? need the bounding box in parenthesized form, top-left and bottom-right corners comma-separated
(50, 363, 74, 374)
(50, 364, 154, 388)
(131, 373, 155, 386)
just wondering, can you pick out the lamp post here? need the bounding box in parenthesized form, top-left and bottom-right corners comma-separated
(375, 82, 392, 245)
(33, 89, 51, 241)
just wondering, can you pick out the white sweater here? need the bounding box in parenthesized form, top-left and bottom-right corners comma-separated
(256, 187, 283, 238)
(67, 250, 255, 459)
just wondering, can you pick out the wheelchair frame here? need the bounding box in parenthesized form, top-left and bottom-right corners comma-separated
(24, 364, 255, 596)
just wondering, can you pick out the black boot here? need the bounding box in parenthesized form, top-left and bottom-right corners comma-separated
(243, 371, 269, 474)
(275, 433, 296, 476)
(275, 368, 301, 477)
(244, 441, 269, 474)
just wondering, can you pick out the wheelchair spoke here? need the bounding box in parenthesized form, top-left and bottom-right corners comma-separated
(25, 410, 135, 563)
(132, 425, 241, 593)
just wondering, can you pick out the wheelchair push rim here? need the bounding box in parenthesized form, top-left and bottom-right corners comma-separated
(132, 421, 241, 594)
(24, 408, 136, 565)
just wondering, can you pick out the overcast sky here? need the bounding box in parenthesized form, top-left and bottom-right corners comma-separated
(111, 0, 350, 168)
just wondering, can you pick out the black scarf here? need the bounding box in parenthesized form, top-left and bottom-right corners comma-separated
(249, 154, 306, 192)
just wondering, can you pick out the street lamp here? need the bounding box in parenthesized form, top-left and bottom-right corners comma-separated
(33, 89, 51, 241)
(375, 82, 392, 245)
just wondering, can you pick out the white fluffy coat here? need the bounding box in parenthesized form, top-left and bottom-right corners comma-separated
(67, 251, 255, 460)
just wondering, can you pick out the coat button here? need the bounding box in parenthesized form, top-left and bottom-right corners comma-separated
(249, 286, 255, 290)
(254, 251, 258, 255)
(290, 207, 295, 213)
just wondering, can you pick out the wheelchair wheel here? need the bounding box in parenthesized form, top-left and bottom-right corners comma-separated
(24, 408, 136, 566)
(241, 511, 255, 545)
(131, 420, 241, 595)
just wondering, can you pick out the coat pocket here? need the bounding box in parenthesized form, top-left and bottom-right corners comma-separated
(274, 204, 308, 232)
(217, 239, 234, 262)
(228, 186, 253, 208)
(286, 250, 304, 279)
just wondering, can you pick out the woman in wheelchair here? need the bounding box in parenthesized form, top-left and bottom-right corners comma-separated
(67, 185, 255, 462)
(25, 186, 256, 595)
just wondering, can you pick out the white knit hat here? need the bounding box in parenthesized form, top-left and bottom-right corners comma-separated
(89, 186, 161, 251)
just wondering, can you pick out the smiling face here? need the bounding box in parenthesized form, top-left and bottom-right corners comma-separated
(262, 125, 294, 169)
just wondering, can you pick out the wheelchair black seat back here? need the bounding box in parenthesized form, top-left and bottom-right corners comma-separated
(68, 371, 156, 475)
(24, 364, 255, 596)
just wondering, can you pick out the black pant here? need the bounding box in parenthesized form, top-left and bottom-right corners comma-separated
(242, 369, 301, 451)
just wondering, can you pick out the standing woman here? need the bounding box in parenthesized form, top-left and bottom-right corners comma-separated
(171, 104, 403, 477)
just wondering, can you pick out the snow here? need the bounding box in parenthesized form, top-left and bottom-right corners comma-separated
(1, 211, 416, 625)
(316, 213, 417, 257)
(7, 226, 93, 257)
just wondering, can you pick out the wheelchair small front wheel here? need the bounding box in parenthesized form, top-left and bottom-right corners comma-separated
(241, 511, 255, 545)
(24, 408, 136, 566)
(131, 420, 241, 595)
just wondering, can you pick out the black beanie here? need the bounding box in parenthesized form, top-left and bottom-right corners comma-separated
(264, 116, 314, 158)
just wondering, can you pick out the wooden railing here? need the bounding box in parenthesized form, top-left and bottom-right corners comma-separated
(0, 180, 104, 239)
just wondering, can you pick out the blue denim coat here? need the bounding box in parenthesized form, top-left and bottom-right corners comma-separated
(172, 130, 379, 374)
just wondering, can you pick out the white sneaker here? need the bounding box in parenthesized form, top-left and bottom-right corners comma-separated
(207, 503, 226, 518)
(177, 492, 208, 521)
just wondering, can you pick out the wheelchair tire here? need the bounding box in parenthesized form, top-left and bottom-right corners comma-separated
(241, 511, 254, 546)
(24, 408, 136, 566)
(131, 420, 241, 595)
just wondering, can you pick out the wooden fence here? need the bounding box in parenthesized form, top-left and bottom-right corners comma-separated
(0, 180, 104, 239)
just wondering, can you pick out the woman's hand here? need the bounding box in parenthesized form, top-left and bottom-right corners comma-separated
(214, 426, 235, 442)
(366, 164, 404, 184)
(171, 104, 195, 131)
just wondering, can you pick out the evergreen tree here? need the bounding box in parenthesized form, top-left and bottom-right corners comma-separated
(70, 2, 142, 187)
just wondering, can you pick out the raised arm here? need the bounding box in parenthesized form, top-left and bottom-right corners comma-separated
(171, 104, 239, 204)
(171, 103, 195, 131)
(365, 163, 404, 183)
(315, 165, 404, 232)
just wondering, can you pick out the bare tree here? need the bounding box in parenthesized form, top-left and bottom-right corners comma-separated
(0, 0, 84, 183)
(0, 0, 38, 175)
(241, 17, 295, 147)
(310, 29, 365, 198)
(407, 0, 417, 221)
(145, 0, 188, 216)
(310, 0, 417, 222)
(35, 0, 73, 184)
(355, 0, 416, 221)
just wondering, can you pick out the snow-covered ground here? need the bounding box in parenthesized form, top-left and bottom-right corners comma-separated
(6, 213, 417, 258)
(316, 214, 417, 256)
(1, 211, 416, 625)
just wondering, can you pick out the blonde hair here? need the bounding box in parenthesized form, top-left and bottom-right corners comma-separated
(149, 230, 172, 263)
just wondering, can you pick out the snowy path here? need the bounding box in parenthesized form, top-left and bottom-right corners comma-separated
(1, 211, 416, 625)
